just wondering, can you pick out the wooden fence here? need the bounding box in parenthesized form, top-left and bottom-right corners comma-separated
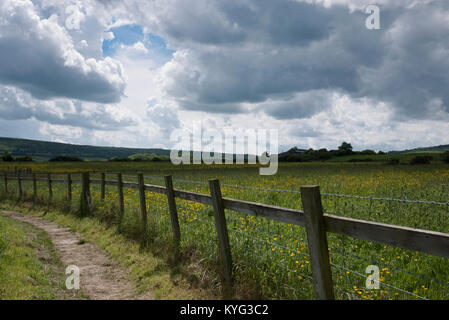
(1, 171, 449, 300)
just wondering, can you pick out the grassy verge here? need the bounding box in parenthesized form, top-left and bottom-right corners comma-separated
(0, 213, 85, 299)
(0, 198, 217, 300)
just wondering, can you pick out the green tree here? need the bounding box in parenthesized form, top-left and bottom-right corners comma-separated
(440, 151, 449, 164)
(338, 142, 353, 153)
(1, 153, 14, 162)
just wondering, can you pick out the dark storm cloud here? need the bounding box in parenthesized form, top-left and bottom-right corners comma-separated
(358, 1, 449, 119)
(177, 100, 244, 114)
(157, 1, 378, 116)
(217, 0, 334, 46)
(152, 0, 449, 121)
(163, 40, 362, 115)
(262, 90, 332, 119)
(157, 0, 334, 46)
(0, 38, 124, 103)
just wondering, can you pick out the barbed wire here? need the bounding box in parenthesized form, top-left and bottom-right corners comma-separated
(329, 247, 449, 288)
(228, 227, 314, 280)
(146, 179, 448, 298)
(321, 193, 449, 206)
(172, 207, 312, 262)
(149, 199, 170, 209)
(171, 202, 312, 258)
(53, 173, 447, 206)
(227, 225, 311, 259)
(155, 199, 433, 300)
(228, 221, 428, 300)
(334, 285, 360, 300)
(102, 199, 441, 300)
(329, 261, 428, 300)
(146, 189, 448, 297)
(174, 200, 312, 256)
(6, 173, 449, 206)
(279, 282, 310, 296)
(228, 220, 430, 300)
(227, 224, 315, 298)
(275, 262, 314, 281)
(142, 175, 449, 206)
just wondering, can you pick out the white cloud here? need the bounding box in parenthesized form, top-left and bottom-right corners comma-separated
(0, 85, 136, 130)
(39, 123, 83, 141)
(0, 0, 126, 103)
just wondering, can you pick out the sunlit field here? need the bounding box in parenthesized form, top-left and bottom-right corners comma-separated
(1, 161, 449, 300)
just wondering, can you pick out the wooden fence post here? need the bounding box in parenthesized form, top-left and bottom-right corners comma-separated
(32, 173, 37, 200)
(209, 179, 233, 297)
(117, 173, 125, 232)
(100, 173, 105, 200)
(300, 185, 335, 300)
(17, 171, 23, 200)
(47, 173, 53, 202)
(138, 173, 148, 248)
(3, 172, 7, 194)
(67, 174, 72, 201)
(80, 172, 92, 216)
(164, 175, 181, 251)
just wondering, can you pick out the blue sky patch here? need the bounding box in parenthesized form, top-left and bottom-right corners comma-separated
(102, 24, 175, 61)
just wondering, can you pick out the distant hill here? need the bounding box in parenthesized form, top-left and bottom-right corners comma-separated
(278, 147, 307, 162)
(2, 136, 448, 162)
(388, 144, 449, 154)
(0, 137, 171, 161)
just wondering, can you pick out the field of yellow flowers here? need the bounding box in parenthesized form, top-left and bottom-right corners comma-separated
(1, 161, 449, 300)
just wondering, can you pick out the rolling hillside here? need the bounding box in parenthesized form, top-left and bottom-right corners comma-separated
(0, 137, 171, 161)
(388, 144, 449, 154)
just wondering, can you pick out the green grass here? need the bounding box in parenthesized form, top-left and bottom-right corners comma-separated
(1, 161, 449, 300)
(0, 199, 217, 300)
(0, 214, 84, 300)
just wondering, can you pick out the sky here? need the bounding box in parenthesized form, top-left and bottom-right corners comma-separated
(0, 0, 448, 152)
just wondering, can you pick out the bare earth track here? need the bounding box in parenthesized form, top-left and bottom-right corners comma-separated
(1, 210, 153, 300)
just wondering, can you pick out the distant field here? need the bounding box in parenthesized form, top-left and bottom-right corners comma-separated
(1, 161, 449, 299)
(328, 152, 443, 162)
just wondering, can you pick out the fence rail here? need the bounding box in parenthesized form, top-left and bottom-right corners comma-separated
(1, 171, 449, 299)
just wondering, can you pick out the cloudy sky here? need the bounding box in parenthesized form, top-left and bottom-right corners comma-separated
(0, 0, 448, 152)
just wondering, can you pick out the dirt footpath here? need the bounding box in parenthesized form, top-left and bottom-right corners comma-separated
(1, 210, 153, 300)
